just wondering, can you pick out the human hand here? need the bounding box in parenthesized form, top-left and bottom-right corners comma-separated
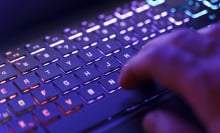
(119, 23, 220, 133)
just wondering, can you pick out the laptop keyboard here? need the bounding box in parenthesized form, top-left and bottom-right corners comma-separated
(0, 0, 220, 132)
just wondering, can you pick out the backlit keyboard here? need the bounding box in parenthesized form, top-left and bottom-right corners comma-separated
(0, 0, 220, 132)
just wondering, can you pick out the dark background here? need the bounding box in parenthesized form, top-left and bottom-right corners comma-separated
(0, 0, 127, 49)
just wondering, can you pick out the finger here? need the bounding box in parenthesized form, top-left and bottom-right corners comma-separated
(198, 23, 220, 40)
(119, 41, 195, 89)
(141, 29, 215, 56)
(143, 110, 202, 133)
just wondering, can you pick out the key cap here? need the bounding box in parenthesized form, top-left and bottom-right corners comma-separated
(81, 20, 101, 33)
(10, 114, 37, 133)
(114, 46, 136, 65)
(77, 47, 102, 64)
(33, 103, 60, 126)
(35, 49, 59, 66)
(57, 54, 82, 74)
(99, 73, 120, 93)
(114, 6, 134, 20)
(152, 18, 174, 33)
(95, 56, 121, 75)
(63, 28, 83, 40)
(95, 26, 115, 39)
(36, 64, 62, 83)
(53, 75, 79, 94)
(0, 57, 6, 67)
(14, 56, 39, 75)
(4, 48, 26, 63)
(0, 64, 17, 84)
(131, 1, 150, 13)
(8, 95, 36, 116)
(0, 82, 18, 103)
(55, 40, 79, 56)
(25, 43, 45, 54)
(73, 33, 98, 48)
(112, 19, 133, 32)
(97, 39, 121, 56)
(44, 34, 65, 47)
(115, 32, 139, 46)
(14, 73, 40, 93)
(184, 1, 208, 18)
(56, 93, 83, 115)
(78, 83, 104, 104)
(74, 65, 100, 85)
(0, 104, 12, 124)
(31, 84, 58, 106)
(134, 25, 157, 39)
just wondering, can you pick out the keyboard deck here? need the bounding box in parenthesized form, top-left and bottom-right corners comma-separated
(0, 0, 220, 132)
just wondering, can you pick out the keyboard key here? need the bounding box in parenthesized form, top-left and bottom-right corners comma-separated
(0, 82, 18, 103)
(95, 56, 121, 75)
(112, 19, 133, 32)
(55, 40, 79, 56)
(99, 73, 120, 93)
(14, 73, 40, 93)
(10, 114, 37, 133)
(115, 32, 139, 46)
(74, 65, 100, 84)
(152, 18, 173, 33)
(0, 57, 6, 67)
(53, 75, 79, 94)
(77, 47, 102, 64)
(57, 55, 82, 74)
(25, 43, 45, 53)
(74, 33, 98, 48)
(95, 26, 115, 39)
(44, 34, 65, 47)
(0, 104, 12, 124)
(4, 48, 26, 63)
(33, 103, 60, 126)
(8, 95, 36, 116)
(97, 39, 121, 56)
(78, 83, 104, 104)
(81, 20, 100, 33)
(114, 6, 134, 20)
(14, 56, 39, 75)
(56, 93, 83, 115)
(114, 46, 136, 65)
(35, 49, 59, 66)
(0, 64, 17, 84)
(134, 25, 157, 39)
(36, 64, 62, 83)
(31, 84, 58, 106)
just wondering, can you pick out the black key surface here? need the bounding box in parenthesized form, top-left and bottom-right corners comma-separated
(56, 93, 83, 115)
(31, 84, 58, 106)
(8, 95, 36, 116)
(14, 73, 40, 93)
(35, 49, 59, 66)
(78, 83, 104, 104)
(57, 54, 82, 74)
(36, 64, 62, 83)
(77, 47, 102, 64)
(95, 56, 121, 75)
(97, 39, 121, 56)
(0, 82, 18, 103)
(74, 65, 100, 84)
(14, 56, 39, 75)
(53, 75, 80, 94)
(0, 64, 17, 84)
